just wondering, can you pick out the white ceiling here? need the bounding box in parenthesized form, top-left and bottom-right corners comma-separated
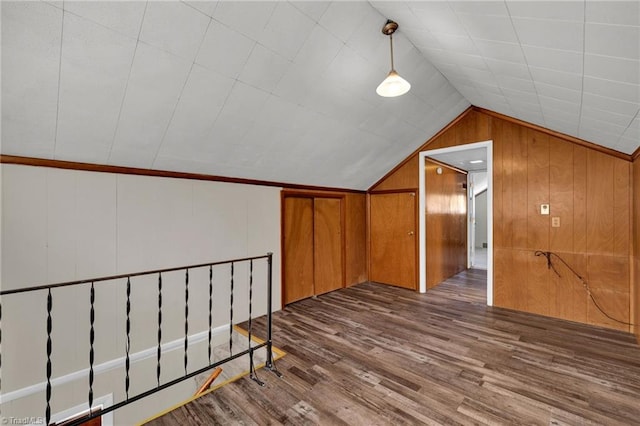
(427, 146, 488, 171)
(375, 0, 640, 156)
(2, 1, 638, 191)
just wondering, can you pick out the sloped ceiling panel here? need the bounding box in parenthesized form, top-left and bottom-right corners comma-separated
(371, 1, 639, 155)
(1, 1, 468, 190)
(3, 1, 638, 191)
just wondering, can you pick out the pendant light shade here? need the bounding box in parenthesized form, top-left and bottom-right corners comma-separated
(376, 70, 411, 97)
(377, 20, 410, 98)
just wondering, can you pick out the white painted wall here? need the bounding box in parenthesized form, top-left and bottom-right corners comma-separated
(0, 163, 281, 424)
(475, 190, 488, 248)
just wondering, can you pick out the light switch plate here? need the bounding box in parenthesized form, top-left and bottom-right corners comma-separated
(552, 217, 560, 227)
(541, 204, 550, 215)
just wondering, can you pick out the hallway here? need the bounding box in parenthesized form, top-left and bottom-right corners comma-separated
(472, 247, 488, 269)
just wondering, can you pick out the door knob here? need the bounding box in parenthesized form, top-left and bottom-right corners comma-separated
(408, 231, 414, 236)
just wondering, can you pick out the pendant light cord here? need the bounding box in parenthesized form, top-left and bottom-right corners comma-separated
(534, 251, 636, 326)
(389, 33, 395, 71)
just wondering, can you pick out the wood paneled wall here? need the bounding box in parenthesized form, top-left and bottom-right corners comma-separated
(425, 160, 467, 288)
(633, 157, 640, 341)
(493, 121, 631, 331)
(344, 193, 368, 286)
(371, 109, 634, 332)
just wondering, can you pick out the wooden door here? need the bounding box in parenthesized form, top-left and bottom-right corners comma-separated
(314, 198, 343, 295)
(283, 195, 344, 305)
(283, 197, 314, 304)
(370, 192, 417, 289)
(425, 160, 468, 288)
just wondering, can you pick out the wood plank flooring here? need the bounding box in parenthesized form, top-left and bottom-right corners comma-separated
(147, 270, 640, 425)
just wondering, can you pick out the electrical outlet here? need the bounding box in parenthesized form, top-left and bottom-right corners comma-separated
(552, 217, 560, 227)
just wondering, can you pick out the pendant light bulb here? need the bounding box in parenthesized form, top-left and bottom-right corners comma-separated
(377, 20, 410, 98)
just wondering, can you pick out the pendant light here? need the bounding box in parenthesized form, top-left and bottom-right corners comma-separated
(376, 20, 411, 97)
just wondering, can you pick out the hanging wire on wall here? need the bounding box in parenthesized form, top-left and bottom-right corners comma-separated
(535, 250, 636, 326)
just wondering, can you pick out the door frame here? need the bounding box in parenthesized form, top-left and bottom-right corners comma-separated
(468, 173, 475, 268)
(418, 140, 493, 306)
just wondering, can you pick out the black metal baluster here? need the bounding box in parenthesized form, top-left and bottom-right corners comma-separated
(248, 260, 264, 386)
(265, 253, 282, 377)
(208, 265, 213, 365)
(248, 259, 253, 348)
(46, 289, 53, 425)
(0, 298, 3, 403)
(0, 253, 278, 425)
(157, 273, 162, 387)
(89, 282, 96, 411)
(229, 262, 234, 356)
(184, 269, 189, 375)
(125, 277, 131, 400)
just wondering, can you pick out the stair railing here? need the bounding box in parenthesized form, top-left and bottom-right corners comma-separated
(0, 253, 280, 426)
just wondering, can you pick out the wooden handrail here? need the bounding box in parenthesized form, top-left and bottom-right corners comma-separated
(0, 254, 271, 295)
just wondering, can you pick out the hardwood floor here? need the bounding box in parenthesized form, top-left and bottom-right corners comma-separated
(147, 270, 640, 425)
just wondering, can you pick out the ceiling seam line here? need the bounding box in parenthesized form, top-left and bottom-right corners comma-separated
(464, 3, 513, 116)
(52, 5, 65, 159)
(503, 0, 545, 128)
(59, 7, 139, 43)
(201, 36, 261, 149)
(149, 63, 196, 168)
(417, 5, 471, 107)
(210, 1, 276, 43)
(150, 14, 217, 167)
(106, 1, 149, 163)
(203, 40, 262, 144)
(208, 80, 239, 143)
(618, 108, 640, 150)
(289, 0, 323, 24)
(405, 7, 466, 111)
(458, 3, 513, 118)
(180, 0, 213, 19)
(577, 0, 587, 140)
(274, 9, 319, 91)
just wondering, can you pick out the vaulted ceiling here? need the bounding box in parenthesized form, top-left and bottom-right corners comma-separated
(2, 1, 638, 190)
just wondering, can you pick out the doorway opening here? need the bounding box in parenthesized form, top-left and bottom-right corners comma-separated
(418, 140, 493, 306)
(468, 171, 488, 270)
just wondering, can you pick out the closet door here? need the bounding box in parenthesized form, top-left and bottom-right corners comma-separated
(283, 194, 345, 305)
(314, 198, 343, 295)
(283, 197, 314, 304)
(370, 191, 417, 289)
